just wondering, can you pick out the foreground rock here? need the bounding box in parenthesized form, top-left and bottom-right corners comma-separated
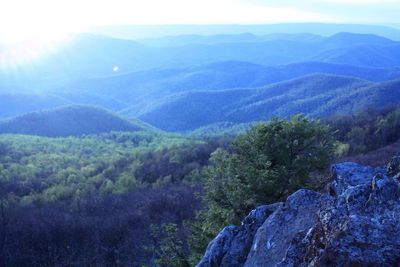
(198, 160, 400, 267)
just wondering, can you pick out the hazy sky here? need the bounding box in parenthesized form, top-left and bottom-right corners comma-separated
(0, 0, 399, 41)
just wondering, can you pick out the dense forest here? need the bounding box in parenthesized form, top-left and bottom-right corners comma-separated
(0, 131, 223, 266)
(1, 104, 400, 266)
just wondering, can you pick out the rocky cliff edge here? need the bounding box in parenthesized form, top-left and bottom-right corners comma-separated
(197, 158, 400, 267)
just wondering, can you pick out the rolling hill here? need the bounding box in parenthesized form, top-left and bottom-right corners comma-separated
(56, 60, 400, 117)
(137, 75, 400, 131)
(0, 105, 149, 137)
(70, 60, 400, 97)
(313, 43, 400, 68)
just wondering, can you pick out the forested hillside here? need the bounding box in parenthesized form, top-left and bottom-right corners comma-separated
(0, 131, 223, 266)
(0, 105, 149, 137)
(139, 75, 400, 131)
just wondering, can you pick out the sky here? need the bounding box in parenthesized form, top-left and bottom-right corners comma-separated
(0, 0, 399, 42)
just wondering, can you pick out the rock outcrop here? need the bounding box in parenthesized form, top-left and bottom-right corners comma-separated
(198, 159, 400, 267)
(197, 203, 282, 267)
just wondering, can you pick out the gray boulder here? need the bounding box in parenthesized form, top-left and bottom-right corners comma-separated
(244, 190, 333, 267)
(197, 203, 282, 267)
(198, 160, 400, 266)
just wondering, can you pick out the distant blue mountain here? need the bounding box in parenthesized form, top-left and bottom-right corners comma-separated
(90, 23, 400, 41)
(1, 31, 399, 93)
(136, 33, 324, 47)
(1, 30, 400, 132)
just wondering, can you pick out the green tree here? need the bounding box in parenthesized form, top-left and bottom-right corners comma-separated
(150, 224, 190, 267)
(190, 115, 336, 263)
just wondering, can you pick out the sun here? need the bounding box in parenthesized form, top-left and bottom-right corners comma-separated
(0, 20, 76, 67)
(0, 0, 88, 67)
(0, 0, 92, 60)
(0, 0, 86, 43)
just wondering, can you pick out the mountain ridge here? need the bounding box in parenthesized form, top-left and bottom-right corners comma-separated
(137, 74, 400, 131)
(90, 23, 400, 41)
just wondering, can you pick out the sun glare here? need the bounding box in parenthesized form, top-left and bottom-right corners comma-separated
(0, 0, 88, 66)
(0, 0, 89, 43)
(0, 22, 75, 67)
(0, 35, 72, 68)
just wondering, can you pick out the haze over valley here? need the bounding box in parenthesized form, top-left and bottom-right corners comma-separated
(1, 0, 400, 266)
(2, 27, 400, 134)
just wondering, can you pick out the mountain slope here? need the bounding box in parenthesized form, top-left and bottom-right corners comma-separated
(60, 61, 400, 117)
(70, 60, 400, 98)
(0, 105, 148, 137)
(314, 44, 400, 68)
(138, 75, 400, 131)
(138, 89, 252, 131)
